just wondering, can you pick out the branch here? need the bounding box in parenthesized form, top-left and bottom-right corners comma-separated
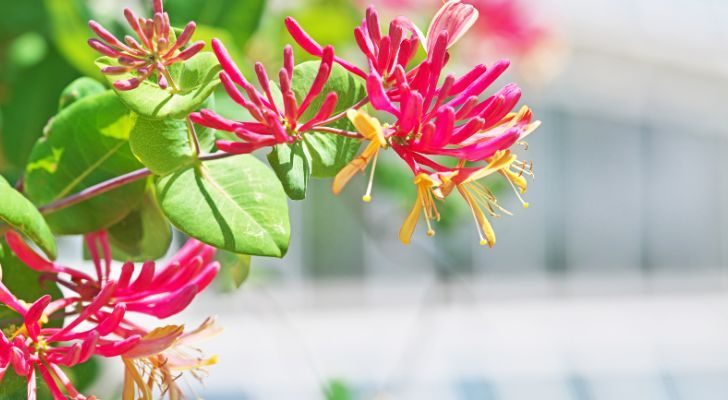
(38, 152, 238, 215)
(314, 126, 363, 139)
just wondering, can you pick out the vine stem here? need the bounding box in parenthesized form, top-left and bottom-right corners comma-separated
(37, 152, 236, 215)
(314, 126, 363, 139)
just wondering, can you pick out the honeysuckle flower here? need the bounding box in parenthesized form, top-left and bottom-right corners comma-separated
(285, 6, 420, 83)
(121, 319, 221, 400)
(414, 0, 479, 54)
(190, 39, 341, 154)
(87, 0, 204, 91)
(5, 231, 220, 319)
(0, 282, 139, 400)
(333, 109, 388, 201)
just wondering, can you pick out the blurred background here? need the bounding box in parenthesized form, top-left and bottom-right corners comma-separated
(2, 0, 728, 399)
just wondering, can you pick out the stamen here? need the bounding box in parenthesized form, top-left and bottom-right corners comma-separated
(505, 175, 529, 208)
(362, 150, 379, 202)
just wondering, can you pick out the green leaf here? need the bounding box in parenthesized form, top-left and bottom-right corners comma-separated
(267, 141, 312, 200)
(129, 96, 216, 176)
(24, 91, 146, 235)
(59, 77, 106, 111)
(216, 251, 251, 292)
(130, 117, 196, 176)
(96, 52, 221, 120)
(0, 176, 56, 259)
(156, 156, 290, 257)
(105, 187, 172, 262)
(165, 0, 265, 50)
(0, 374, 26, 400)
(291, 62, 366, 178)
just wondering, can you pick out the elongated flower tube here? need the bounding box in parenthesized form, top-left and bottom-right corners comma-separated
(285, 7, 420, 82)
(0, 283, 139, 400)
(190, 39, 343, 154)
(87, 0, 204, 91)
(5, 231, 220, 320)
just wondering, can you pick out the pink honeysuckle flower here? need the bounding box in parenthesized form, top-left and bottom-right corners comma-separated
(120, 318, 221, 400)
(333, 53, 539, 244)
(357, 0, 549, 58)
(5, 231, 220, 320)
(190, 39, 342, 154)
(415, 0, 479, 54)
(285, 7, 420, 83)
(87, 0, 204, 91)
(0, 282, 139, 400)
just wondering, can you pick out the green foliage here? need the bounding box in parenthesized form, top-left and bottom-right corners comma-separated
(165, 0, 266, 51)
(96, 52, 221, 120)
(0, 374, 26, 400)
(59, 77, 105, 111)
(130, 117, 198, 176)
(129, 96, 216, 176)
(267, 62, 365, 199)
(24, 91, 146, 235)
(294, 62, 366, 178)
(104, 186, 172, 262)
(216, 250, 252, 292)
(43, 0, 101, 79)
(8, 32, 48, 68)
(267, 141, 312, 201)
(0, 45, 79, 170)
(0, 176, 56, 259)
(324, 379, 356, 400)
(156, 156, 290, 257)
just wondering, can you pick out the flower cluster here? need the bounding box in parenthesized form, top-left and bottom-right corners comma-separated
(0, 231, 220, 400)
(190, 40, 342, 154)
(88, 0, 204, 91)
(285, 0, 541, 246)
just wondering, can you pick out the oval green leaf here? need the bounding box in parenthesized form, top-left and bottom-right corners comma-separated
(129, 96, 217, 176)
(24, 91, 146, 235)
(96, 52, 221, 120)
(156, 156, 290, 257)
(267, 141, 312, 200)
(0, 176, 56, 259)
(59, 77, 106, 111)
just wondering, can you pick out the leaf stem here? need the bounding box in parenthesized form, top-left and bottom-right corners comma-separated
(186, 117, 201, 156)
(37, 152, 238, 215)
(314, 126, 363, 139)
(38, 168, 153, 215)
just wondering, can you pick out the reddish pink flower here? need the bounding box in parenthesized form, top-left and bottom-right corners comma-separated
(87, 0, 204, 91)
(5, 231, 219, 320)
(190, 39, 341, 154)
(285, 7, 420, 83)
(0, 282, 138, 400)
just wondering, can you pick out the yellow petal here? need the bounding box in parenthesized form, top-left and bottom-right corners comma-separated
(399, 200, 423, 244)
(332, 143, 379, 195)
(123, 359, 152, 400)
(347, 109, 386, 145)
(466, 152, 516, 182)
